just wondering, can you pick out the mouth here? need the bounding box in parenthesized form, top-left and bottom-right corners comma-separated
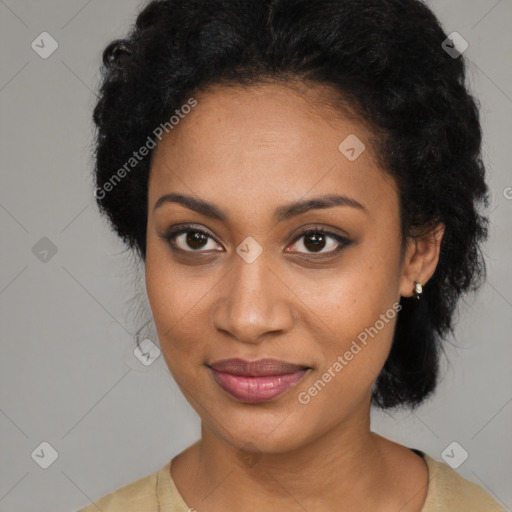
(207, 358, 312, 403)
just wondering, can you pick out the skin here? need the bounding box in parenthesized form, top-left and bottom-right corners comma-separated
(145, 81, 445, 511)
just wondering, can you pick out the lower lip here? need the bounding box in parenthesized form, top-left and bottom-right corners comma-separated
(209, 368, 309, 403)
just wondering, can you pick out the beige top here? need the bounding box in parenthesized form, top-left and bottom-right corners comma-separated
(76, 450, 505, 511)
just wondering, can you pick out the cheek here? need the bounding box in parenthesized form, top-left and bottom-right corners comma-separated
(295, 284, 400, 418)
(295, 240, 402, 391)
(145, 246, 195, 357)
(145, 236, 209, 327)
(144, 241, 222, 390)
(293, 237, 401, 336)
(299, 279, 398, 382)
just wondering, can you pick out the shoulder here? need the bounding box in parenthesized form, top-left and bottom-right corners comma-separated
(421, 451, 505, 512)
(75, 462, 166, 512)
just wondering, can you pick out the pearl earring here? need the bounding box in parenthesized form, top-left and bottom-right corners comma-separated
(413, 281, 423, 300)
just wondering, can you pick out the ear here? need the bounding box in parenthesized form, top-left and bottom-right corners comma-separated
(399, 222, 445, 298)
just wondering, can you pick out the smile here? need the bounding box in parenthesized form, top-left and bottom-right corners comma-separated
(208, 358, 311, 403)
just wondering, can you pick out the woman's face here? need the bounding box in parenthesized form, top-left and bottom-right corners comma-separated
(146, 82, 413, 454)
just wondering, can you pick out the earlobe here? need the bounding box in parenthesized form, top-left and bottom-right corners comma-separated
(413, 281, 423, 300)
(399, 222, 445, 298)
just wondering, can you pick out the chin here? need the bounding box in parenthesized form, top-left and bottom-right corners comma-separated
(206, 405, 318, 455)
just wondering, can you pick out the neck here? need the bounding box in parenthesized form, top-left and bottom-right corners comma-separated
(176, 398, 397, 511)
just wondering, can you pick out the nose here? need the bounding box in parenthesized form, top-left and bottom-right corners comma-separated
(211, 250, 294, 345)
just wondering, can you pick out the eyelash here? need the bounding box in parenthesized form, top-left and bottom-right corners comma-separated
(158, 223, 351, 260)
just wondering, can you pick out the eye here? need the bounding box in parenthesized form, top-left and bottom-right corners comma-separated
(158, 224, 351, 258)
(286, 227, 351, 258)
(158, 224, 222, 253)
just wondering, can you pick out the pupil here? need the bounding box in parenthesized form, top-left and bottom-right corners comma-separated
(187, 231, 207, 250)
(304, 233, 325, 252)
(184, 231, 327, 252)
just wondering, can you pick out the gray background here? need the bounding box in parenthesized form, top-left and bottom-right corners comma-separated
(0, 1, 511, 511)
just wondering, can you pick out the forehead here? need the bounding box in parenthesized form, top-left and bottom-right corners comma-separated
(148, 82, 397, 222)
(153, 80, 369, 157)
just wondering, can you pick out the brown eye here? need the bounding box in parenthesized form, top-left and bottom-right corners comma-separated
(303, 232, 327, 252)
(159, 225, 222, 253)
(184, 231, 209, 250)
(287, 228, 351, 257)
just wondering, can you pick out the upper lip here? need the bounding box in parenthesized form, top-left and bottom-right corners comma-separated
(209, 358, 310, 377)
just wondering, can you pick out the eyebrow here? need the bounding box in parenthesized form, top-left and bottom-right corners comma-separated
(153, 192, 366, 222)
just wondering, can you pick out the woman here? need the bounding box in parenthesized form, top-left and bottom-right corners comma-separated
(79, 0, 504, 510)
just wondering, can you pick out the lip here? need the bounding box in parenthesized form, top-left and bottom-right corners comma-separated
(208, 358, 311, 403)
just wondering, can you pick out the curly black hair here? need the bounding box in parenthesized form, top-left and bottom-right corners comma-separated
(92, 0, 489, 410)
